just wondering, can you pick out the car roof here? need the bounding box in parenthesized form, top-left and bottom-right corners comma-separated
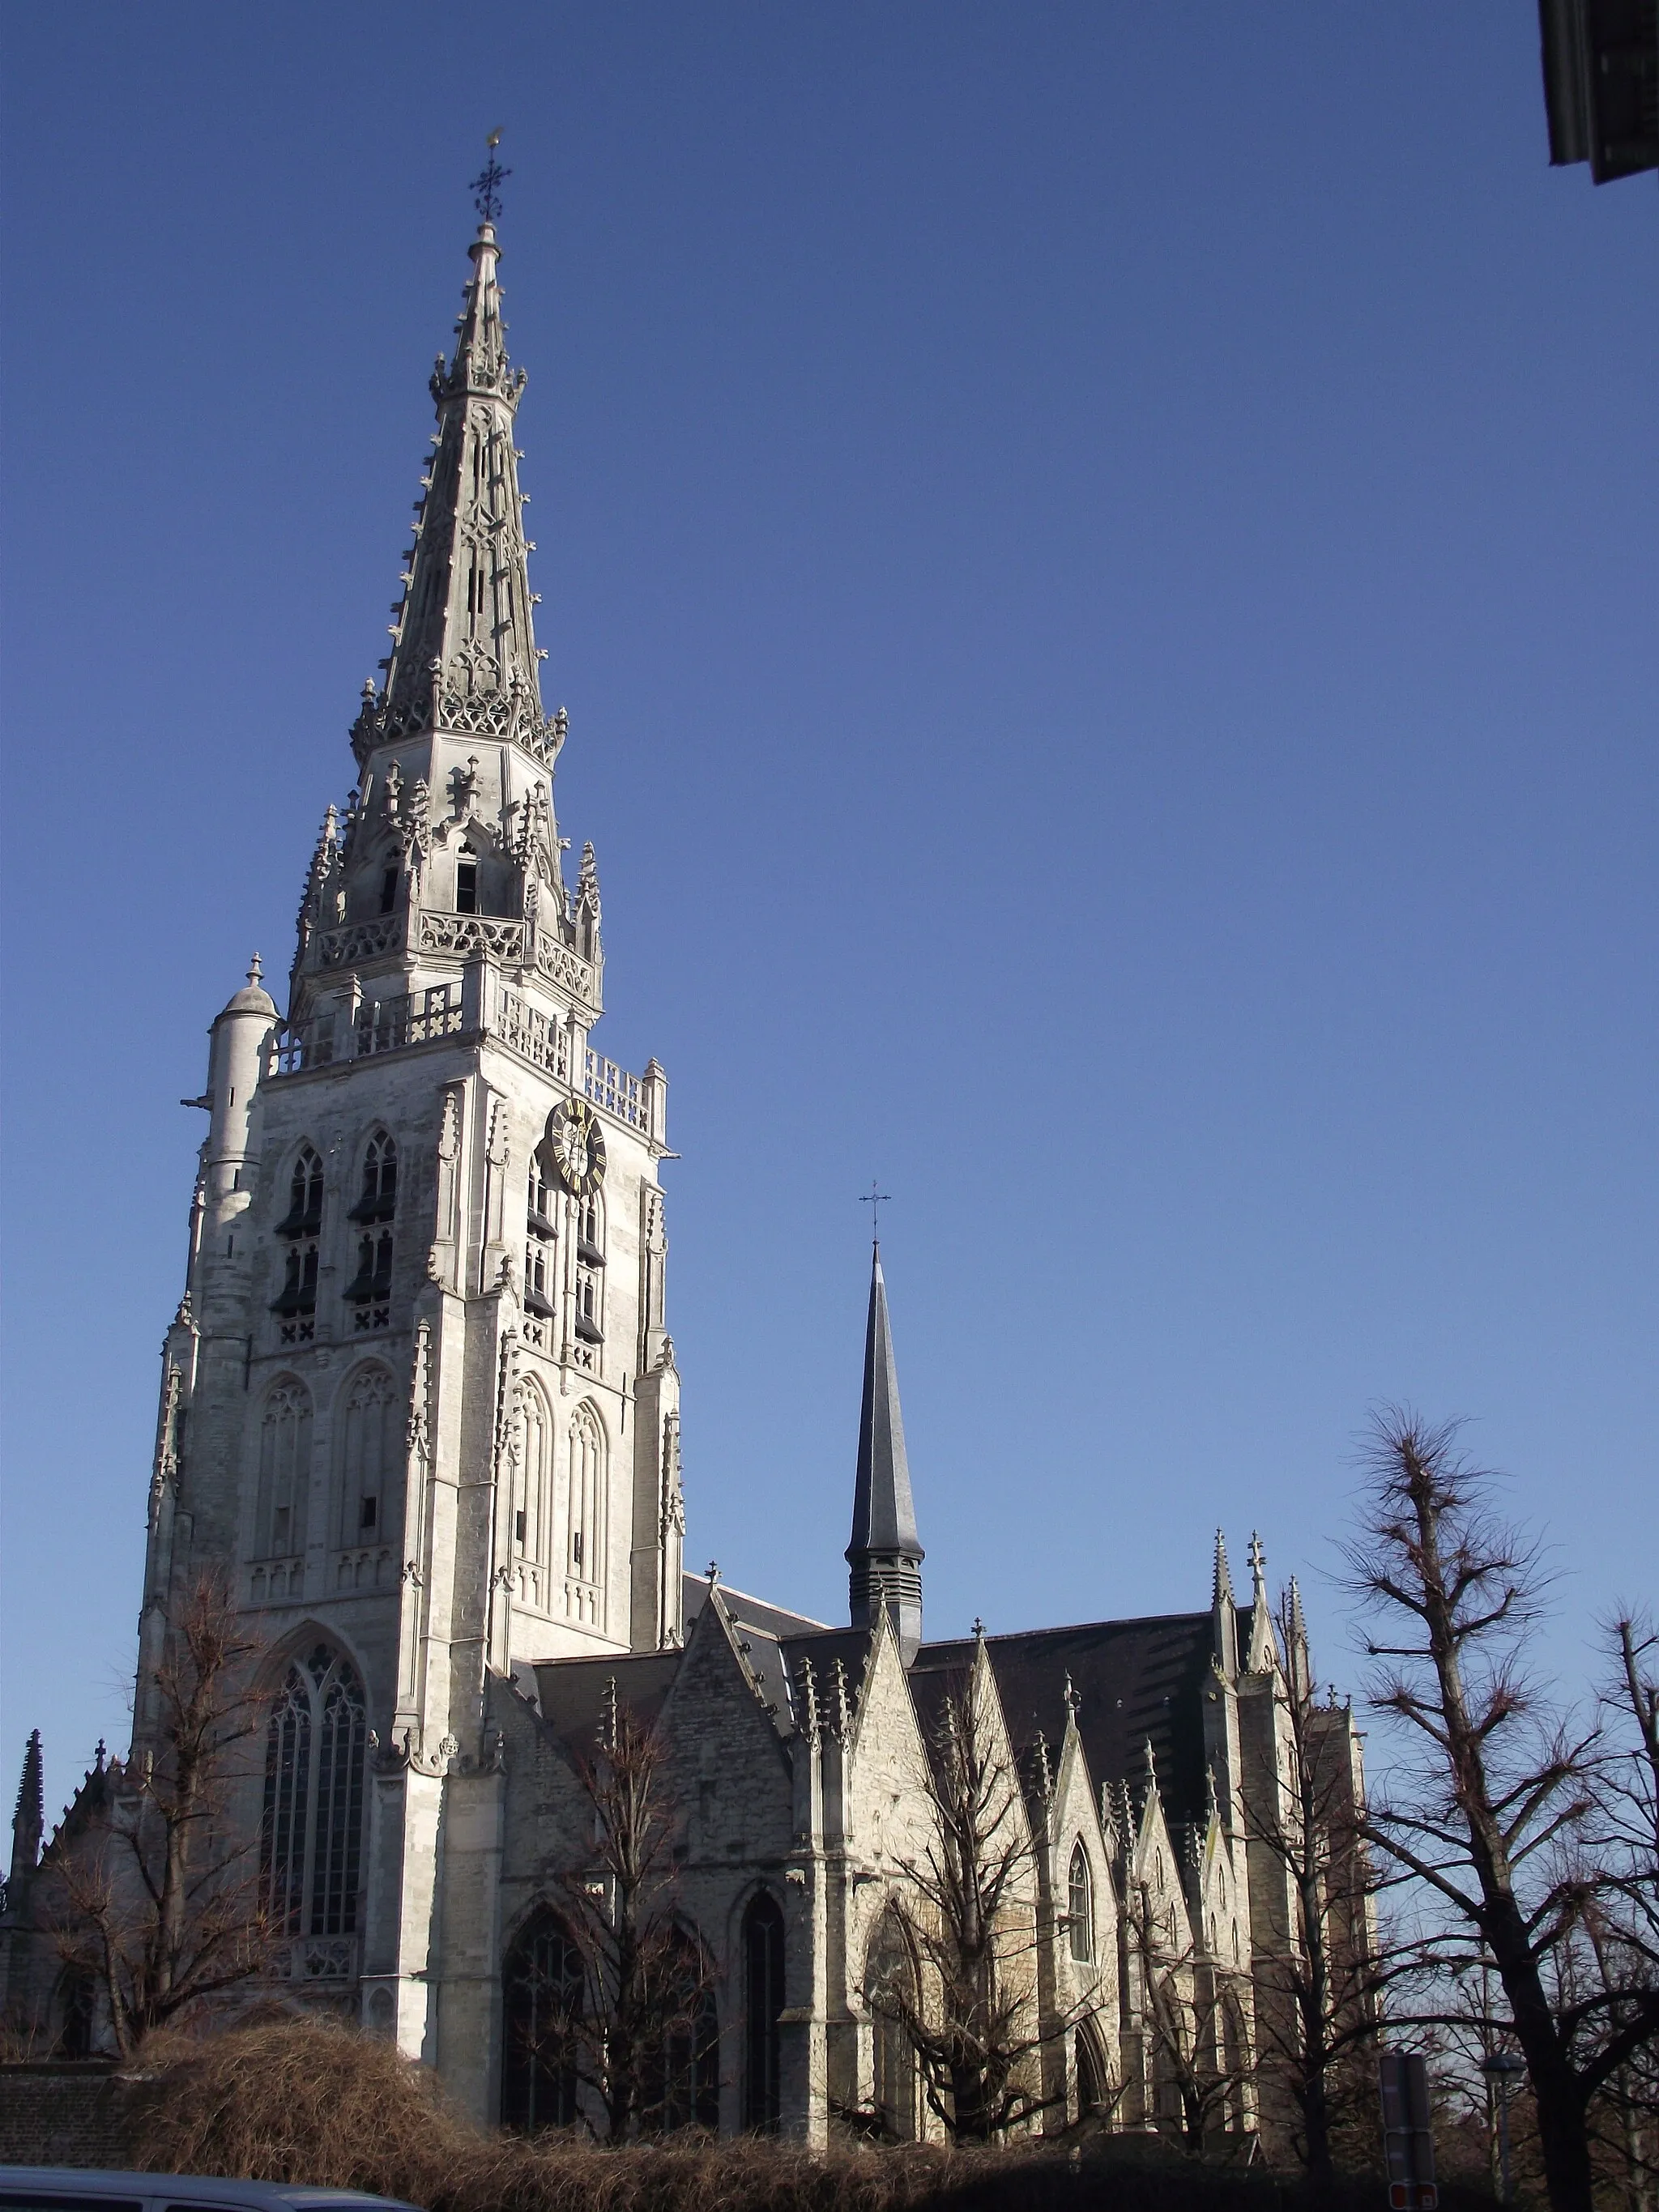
(0, 2172, 420, 2211)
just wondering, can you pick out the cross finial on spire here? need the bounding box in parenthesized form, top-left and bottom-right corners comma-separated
(1247, 1531, 1266, 1580)
(471, 132, 511, 224)
(859, 1180, 891, 1246)
(706, 1561, 719, 1588)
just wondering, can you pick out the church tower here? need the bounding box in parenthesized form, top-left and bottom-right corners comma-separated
(135, 195, 682, 2049)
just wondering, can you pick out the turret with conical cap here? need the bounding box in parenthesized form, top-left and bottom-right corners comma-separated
(846, 1243, 924, 1662)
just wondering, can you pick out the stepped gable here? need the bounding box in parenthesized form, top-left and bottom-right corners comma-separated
(911, 1611, 1215, 1826)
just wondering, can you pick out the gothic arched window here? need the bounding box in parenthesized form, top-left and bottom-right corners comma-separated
(279, 1146, 324, 1236)
(642, 1928, 719, 2134)
(741, 1890, 786, 2134)
(564, 1404, 606, 1623)
(273, 1148, 322, 1345)
(866, 1907, 917, 2142)
(260, 1644, 367, 1956)
(255, 1379, 312, 1560)
(455, 850, 479, 915)
(353, 1131, 397, 1222)
(501, 1907, 583, 2132)
(339, 1364, 398, 1546)
(1076, 2024, 1109, 2118)
(1068, 1841, 1094, 1963)
(574, 1193, 604, 1349)
(513, 1381, 552, 1575)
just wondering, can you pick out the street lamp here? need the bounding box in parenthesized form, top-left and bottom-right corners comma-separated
(1481, 2050, 1527, 2204)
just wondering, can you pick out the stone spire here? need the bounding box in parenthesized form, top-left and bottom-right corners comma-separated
(362, 216, 557, 759)
(1211, 1528, 1239, 1680)
(10, 1730, 43, 1886)
(846, 1245, 924, 1663)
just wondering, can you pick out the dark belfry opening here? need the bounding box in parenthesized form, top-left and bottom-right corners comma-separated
(456, 856, 479, 914)
(379, 864, 399, 914)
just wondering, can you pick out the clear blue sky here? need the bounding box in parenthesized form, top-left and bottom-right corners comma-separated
(2, 5, 1653, 1821)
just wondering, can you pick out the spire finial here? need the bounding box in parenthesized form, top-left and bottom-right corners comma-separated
(471, 132, 511, 225)
(246, 953, 262, 988)
(859, 1180, 891, 1249)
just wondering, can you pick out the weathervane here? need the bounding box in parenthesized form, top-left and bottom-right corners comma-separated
(471, 130, 511, 224)
(859, 1180, 891, 1242)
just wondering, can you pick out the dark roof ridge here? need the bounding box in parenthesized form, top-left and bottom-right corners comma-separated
(918, 1606, 1211, 1650)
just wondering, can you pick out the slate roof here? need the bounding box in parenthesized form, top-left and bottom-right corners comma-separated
(523, 1650, 682, 1755)
(683, 1571, 830, 1641)
(910, 1612, 1218, 1828)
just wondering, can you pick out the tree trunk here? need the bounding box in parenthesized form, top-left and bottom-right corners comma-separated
(1409, 1465, 1596, 2212)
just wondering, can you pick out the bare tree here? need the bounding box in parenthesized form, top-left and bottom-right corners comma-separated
(522, 1686, 713, 2142)
(1243, 1586, 1392, 2183)
(874, 1669, 1080, 2142)
(1345, 1410, 1659, 2212)
(1122, 1874, 1251, 2154)
(52, 1575, 271, 2057)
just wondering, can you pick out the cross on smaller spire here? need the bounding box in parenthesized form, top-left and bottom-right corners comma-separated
(471, 132, 511, 224)
(860, 1180, 891, 1242)
(1247, 1531, 1266, 1578)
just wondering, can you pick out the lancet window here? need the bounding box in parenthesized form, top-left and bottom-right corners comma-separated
(741, 1890, 786, 2134)
(339, 1364, 398, 1547)
(512, 1381, 552, 1589)
(501, 1907, 582, 2131)
(1068, 1841, 1094, 1964)
(574, 1192, 604, 1349)
(523, 1147, 558, 1347)
(352, 1131, 397, 1222)
(260, 1643, 367, 1970)
(273, 1146, 323, 1344)
(563, 1403, 606, 1625)
(255, 1379, 312, 1562)
(866, 1907, 918, 2142)
(456, 851, 479, 914)
(344, 1230, 394, 1332)
(642, 1929, 719, 2133)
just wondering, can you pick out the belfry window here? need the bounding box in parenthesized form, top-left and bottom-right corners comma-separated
(455, 855, 479, 914)
(351, 1132, 397, 1222)
(378, 863, 399, 916)
(345, 1230, 394, 1333)
(574, 1193, 604, 1348)
(1068, 1842, 1094, 1963)
(261, 1643, 367, 1973)
(524, 1148, 557, 1335)
(276, 1147, 323, 1238)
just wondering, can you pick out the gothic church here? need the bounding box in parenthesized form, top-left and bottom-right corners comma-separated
(2, 207, 1368, 2150)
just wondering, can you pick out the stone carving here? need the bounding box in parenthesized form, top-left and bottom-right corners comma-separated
(418, 912, 524, 961)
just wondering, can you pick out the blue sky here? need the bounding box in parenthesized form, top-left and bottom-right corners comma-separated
(2, 5, 1653, 1819)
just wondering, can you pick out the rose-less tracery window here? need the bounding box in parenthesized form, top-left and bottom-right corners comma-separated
(261, 1644, 368, 1941)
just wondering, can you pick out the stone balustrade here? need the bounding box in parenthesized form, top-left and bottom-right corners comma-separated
(267, 972, 666, 1145)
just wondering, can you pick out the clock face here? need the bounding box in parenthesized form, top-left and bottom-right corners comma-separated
(546, 1097, 607, 1197)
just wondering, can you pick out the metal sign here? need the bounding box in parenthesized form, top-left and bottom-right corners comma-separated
(1380, 2051, 1439, 2211)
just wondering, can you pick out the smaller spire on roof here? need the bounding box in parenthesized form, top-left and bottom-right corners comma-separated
(1213, 1528, 1235, 1607)
(10, 1730, 44, 1884)
(846, 1242, 923, 1663)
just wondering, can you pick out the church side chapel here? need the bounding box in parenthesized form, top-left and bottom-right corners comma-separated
(0, 174, 1375, 2152)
